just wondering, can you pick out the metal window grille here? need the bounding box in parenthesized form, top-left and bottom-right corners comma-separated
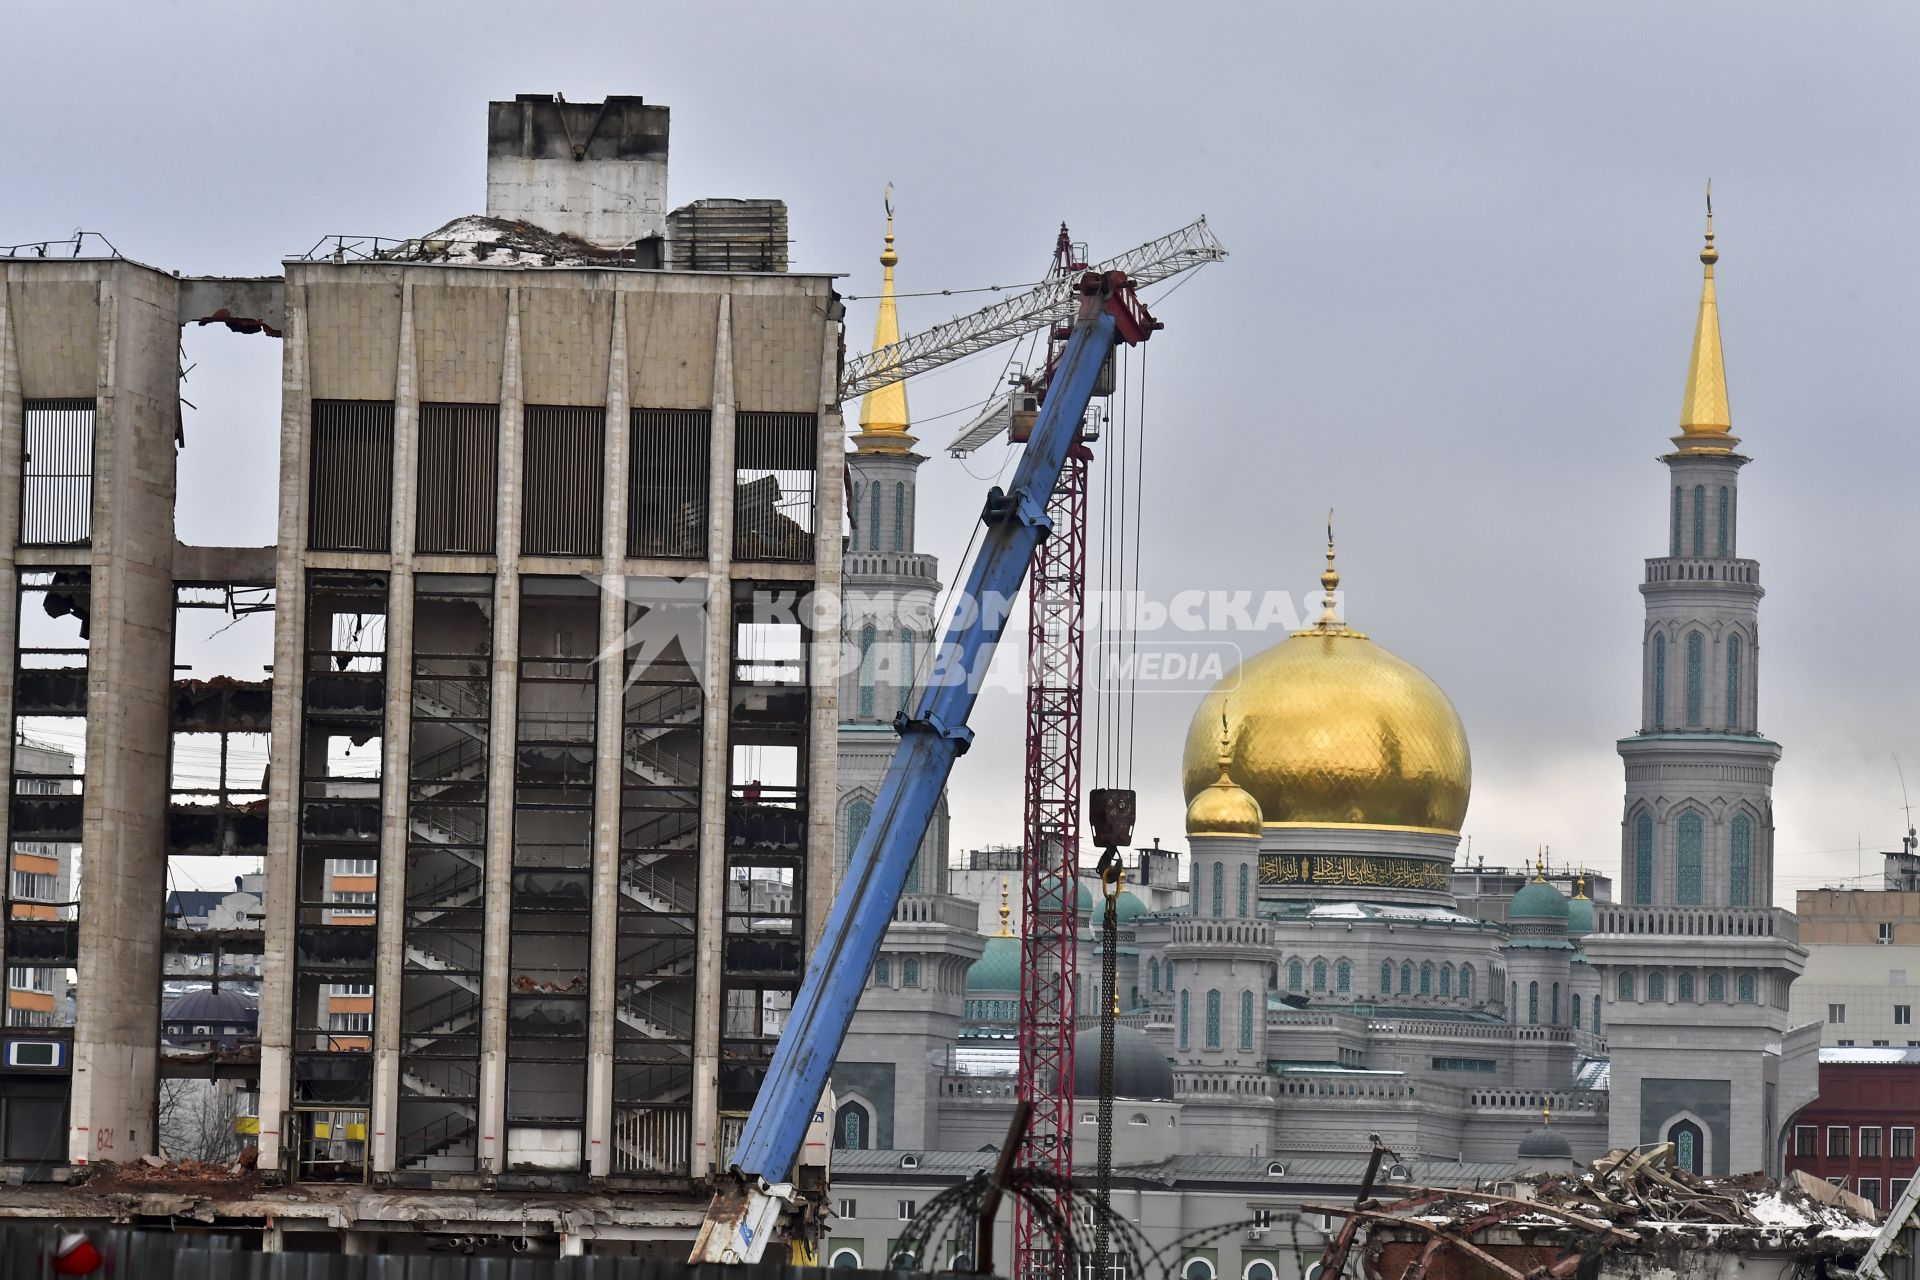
(20, 399, 96, 546)
(416, 404, 499, 554)
(308, 400, 394, 551)
(521, 406, 605, 556)
(629, 409, 711, 558)
(732, 411, 817, 562)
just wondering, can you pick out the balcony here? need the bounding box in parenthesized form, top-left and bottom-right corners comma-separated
(844, 551, 939, 582)
(1644, 556, 1759, 586)
(892, 894, 980, 929)
(1589, 903, 1797, 943)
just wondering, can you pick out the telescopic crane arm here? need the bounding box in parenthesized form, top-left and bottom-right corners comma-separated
(690, 271, 1160, 1265)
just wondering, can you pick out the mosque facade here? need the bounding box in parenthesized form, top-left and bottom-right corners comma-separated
(831, 210, 1813, 1176)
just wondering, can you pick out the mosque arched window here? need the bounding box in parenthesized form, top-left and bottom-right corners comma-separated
(1618, 971, 1635, 1001)
(1459, 965, 1473, 1001)
(1717, 485, 1729, 557)
(1738, 972, 1757, 1003)
(1708, 972, 1726, 1002)
(874, 956, 891, 987)
(1149, 958, 1160, 993)
(1379, 961, 1393, 995)
(1730, 812, 1753, 906)
(903, 958, 920, 988)
(1336, 960, 1351, 993)
(1551, 982, 1560, 1024)
(893, 482, 906, 553)
(1288, 960, 1303, 993)
(1240, 990, 1255, 1050)
(1672, 487, 1683, 557)
(1634, 813, 1655, 905)
(1669, 1120, 1704, 1176)
(1648, 971, 1667, 1001)
(1684, 631, 1704, 727)
(1400, 962, 1413, 996)
(1439, 965, 1452, 997)
(1212, 862, 1225, 917)
(1312, 960, 1327, 992)
(900, 630, 916, 717)
(1528, 981, 1540, 1024)
(870, 482, 883, 552)
(1676, 810, 1704, 905)
(1178, 990, 1190, 1049)
(1592, 1000, 1601, 1035)
(1509, 981, 1517, 1023)
(1205, 990, 1222, 1050)
(1237, 863, 1249, 917)
(1652, 633, 1667, 730)
(837, 1101, 870, 1151)
(1677, 971, 1695, 1002)
(858, 624, 877, 718)
(1419, 964, 1433, 996)
(1692, 483, 1705, 556)
(1726, 634, 1742, 729)
(1572, 992, 1581, 1029)
(845, 798, 873, 878)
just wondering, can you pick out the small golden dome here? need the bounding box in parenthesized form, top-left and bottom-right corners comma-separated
(1186, 731, 1264, 838)
(1180, 546, 1471, 833)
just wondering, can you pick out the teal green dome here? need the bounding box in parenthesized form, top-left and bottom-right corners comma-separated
(1037, 879, 1095, 915)
(1566, 893, 1594, 935)
(1510, 877, 1570, 921)
(1090, 890, 1148, 926)
(966, 935, 1022, 993)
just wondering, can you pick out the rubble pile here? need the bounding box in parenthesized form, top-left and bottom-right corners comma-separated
(380, 215, 639, 267)
(1530, 1147, 1880, 1240)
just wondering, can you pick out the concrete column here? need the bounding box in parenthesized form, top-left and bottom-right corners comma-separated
(804, 303, 845, 946)
(371, 280, 419, 1172)
(71, 268, 178, 1163)
(0, 271, 22, 875)
(689, 294, 735, 1179)
(586, 290, 630, 1176)
(477, 288, 524, 1172)
(258, 277, 312, 1172)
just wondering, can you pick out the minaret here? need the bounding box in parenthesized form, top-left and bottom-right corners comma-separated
(1618, 190, 1777, 909)
(1586, 197, 1814, 1178)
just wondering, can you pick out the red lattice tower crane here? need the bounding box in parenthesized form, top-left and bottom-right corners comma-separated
(1013, 225, 1094, 1280)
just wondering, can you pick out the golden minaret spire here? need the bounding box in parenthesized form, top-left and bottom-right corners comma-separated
(854, 184, 915, 454)
(1300, 510, 1366, 638)
(1676, 182, 1738, 452)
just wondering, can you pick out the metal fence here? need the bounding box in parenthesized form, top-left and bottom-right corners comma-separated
(19, 399, 95, 547)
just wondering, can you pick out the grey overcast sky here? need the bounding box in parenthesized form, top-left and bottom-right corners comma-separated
(6, 2, 1918, 905)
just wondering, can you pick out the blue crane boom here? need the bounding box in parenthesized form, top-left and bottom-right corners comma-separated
(691, 271, 1159, 1264)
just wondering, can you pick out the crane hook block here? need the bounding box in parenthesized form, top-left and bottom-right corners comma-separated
(1089, 788, 1137, 850)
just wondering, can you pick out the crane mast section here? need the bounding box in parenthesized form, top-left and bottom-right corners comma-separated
(837, 218, 1219, 402)
(690, 273, 1158, 1266)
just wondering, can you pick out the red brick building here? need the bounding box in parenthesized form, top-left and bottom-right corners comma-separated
(1784, 1046, 1920, 1213)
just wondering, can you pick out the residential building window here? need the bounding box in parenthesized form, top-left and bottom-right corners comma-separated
(1897, 1005, 1912, 1025)
(1895, 1179, 1912, 1210)
(1794, 1126, 1817, 1157)
(1653, 632, 1667, 730)
(1838, 1039, 1856, 1047)
(1634, 813, 1654, 904)
(1178, 990, 1189, 1050)
(1860, 1178, 1883, 1210)
(897, 1201, 916, 1221)
(328, 1012, 373, 1033)
(1685, 631, 1704, 726)
(1861, 1127, 1884, 1159)
(1726, 633, 1742, 727)
(1240, 990, 1255, 1051)
(839, 1199, 858, 1219)
(1336, 960, 1351, 993)
(1881, 923, 1896, 944)
(1829, 1127, 1851, 1159)
(1676, 810, 1703, 904)
(1730, 813, 1752, 906)
(1204, 989, 1222, 1050)
(1829, 1004, 1847, 1024)
(1893, 1127, 1915, 1160)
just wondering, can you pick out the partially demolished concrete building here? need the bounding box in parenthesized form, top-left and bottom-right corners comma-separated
(0, 94, 844, 1251)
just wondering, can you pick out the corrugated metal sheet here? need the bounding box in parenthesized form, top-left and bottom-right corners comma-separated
(521, 405, 605, 556)
(628, 409, 710, 559)
(416, 403, 499, 554)
(309, 400, 394, 552)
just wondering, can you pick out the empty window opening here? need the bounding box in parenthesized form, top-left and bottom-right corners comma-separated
(732, 412, 817, 562)
(177, 328, 281, 547)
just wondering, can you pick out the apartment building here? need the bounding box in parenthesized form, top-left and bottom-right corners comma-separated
(0, 94, 845, 1249)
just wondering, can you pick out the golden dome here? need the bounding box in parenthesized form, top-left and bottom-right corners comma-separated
(1180, 542, 1471, 834)
(1185, 717, 1264, 838)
